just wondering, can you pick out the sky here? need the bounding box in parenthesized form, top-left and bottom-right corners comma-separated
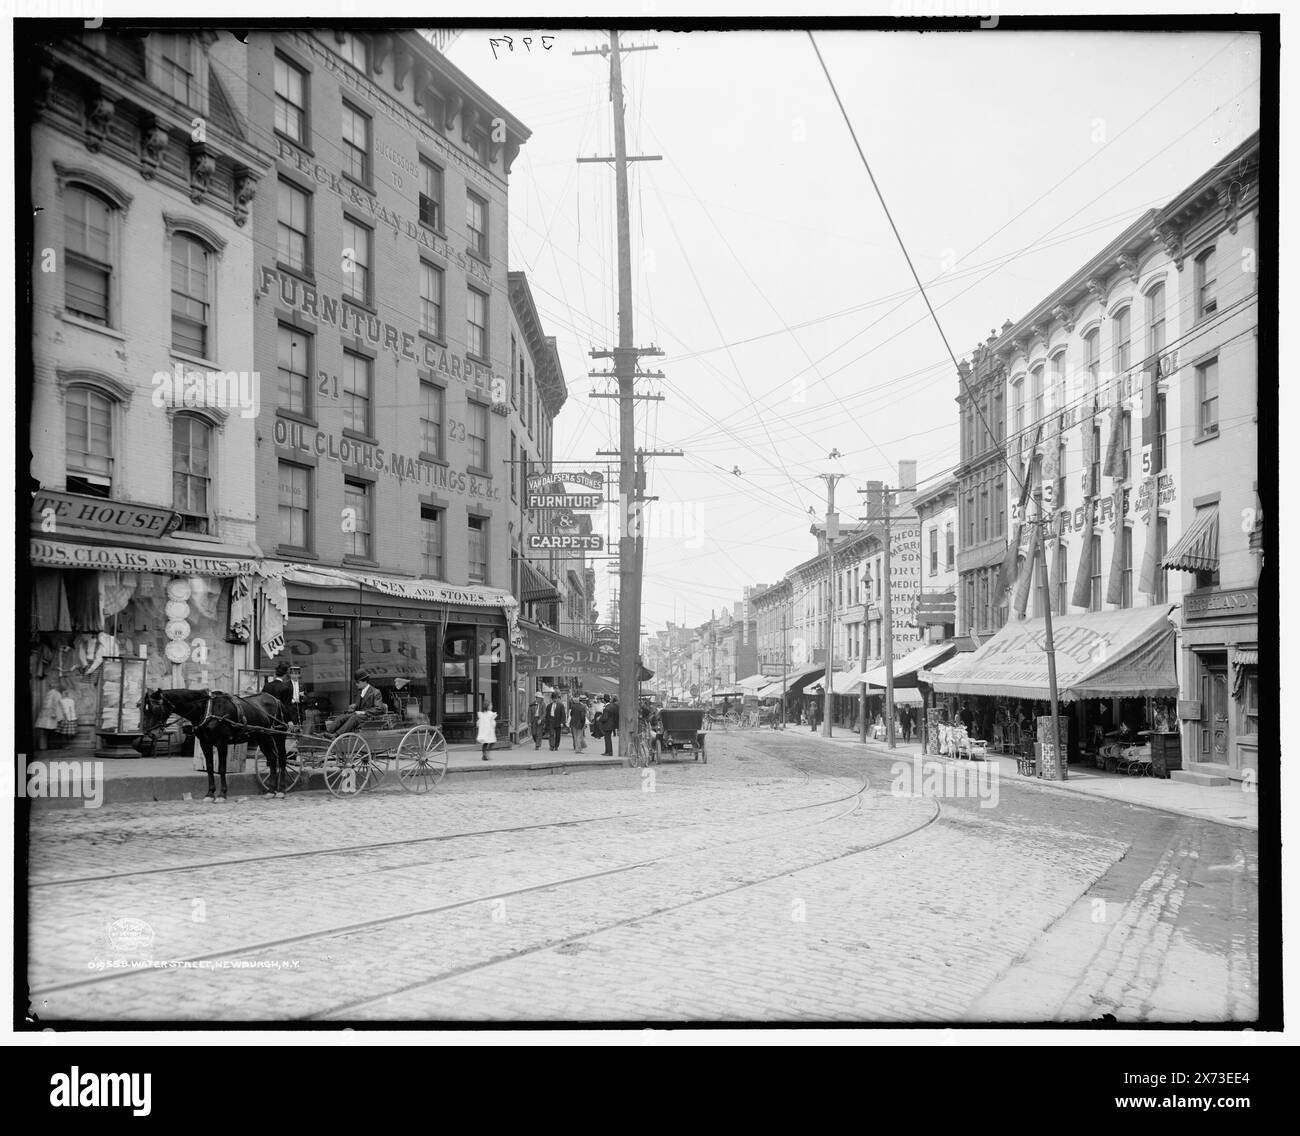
(442, 25, 1260, 634)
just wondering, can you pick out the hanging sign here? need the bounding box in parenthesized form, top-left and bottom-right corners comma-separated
(526, 492, 604, 510)
(526, 533, 603, 551)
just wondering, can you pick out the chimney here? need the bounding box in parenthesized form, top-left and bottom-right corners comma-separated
(898, 460, 917, 492)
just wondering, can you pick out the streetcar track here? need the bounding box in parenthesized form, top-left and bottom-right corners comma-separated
(30, 775, 876, 1000)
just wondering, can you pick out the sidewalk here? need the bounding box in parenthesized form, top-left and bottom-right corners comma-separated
(802, 725, 1259, 830)
(22, 741, 623, 808)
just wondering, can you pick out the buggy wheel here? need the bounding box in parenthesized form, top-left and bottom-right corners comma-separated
(324, 733, 370, 797)
(396, 725, 447, 793)
(255, 746, 301, 794)
(361, 746, 388, 790)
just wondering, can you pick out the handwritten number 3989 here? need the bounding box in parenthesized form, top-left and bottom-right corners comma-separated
(489, 35, 555, 60)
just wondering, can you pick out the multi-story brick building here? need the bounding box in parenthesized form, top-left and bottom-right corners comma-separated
(27, 29, 273, 754)
(912, 472, 959, 644)
(246, 29, 531, 740)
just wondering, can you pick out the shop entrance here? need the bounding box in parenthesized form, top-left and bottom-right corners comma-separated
(1198, 653, 1230, 764)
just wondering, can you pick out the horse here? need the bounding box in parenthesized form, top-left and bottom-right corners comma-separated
(137, 689, 291, 802)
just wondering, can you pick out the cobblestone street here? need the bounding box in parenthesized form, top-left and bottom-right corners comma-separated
(24, 731, 1258, 1024)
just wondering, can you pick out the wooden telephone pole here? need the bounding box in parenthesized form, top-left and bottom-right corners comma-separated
(577, 32, 664, 759)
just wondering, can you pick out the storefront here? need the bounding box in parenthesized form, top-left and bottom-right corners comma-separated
(28, 526, 273, 757)
(274, 565, 521, 745)
(927, 606, 1181, 770)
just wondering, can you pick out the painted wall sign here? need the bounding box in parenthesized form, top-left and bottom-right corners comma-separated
(272, 417, 502, 501)
(31, 491, 180, 539)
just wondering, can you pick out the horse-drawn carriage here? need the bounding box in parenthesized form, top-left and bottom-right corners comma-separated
(138, 688, 449, 801)
(651, 707, 707, 762)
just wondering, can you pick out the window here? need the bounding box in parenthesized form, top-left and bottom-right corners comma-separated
(1090, 424, 1102, 497)
(278, 462, 311, 548)
(1193, 506, 1220, 590)
(510, 431, 517, 500)
(929, 528, 938, 576)
(277, 324, 311, 415)
(342, 218, 370, 304)
(341, 350, 371, 435)
(172, 415, 211, 533)
(1050, 352, 1066, 418)
(1237, 668, 1258, 737)
(517, 354, 524, 409)
(466, 400, 488, 471)
(1089, 534, 1103, 611)
(993, 390, 1004, 443)
(343, 479, 371, 559)
(341, 102, 371, 183)
(470, 130, 490, 166)
(1084, 328, 1100, 399)
(1112, 306, 1131, 389)
(965, 492, 975, 545)
(1121, 410, 1132, 482)
(420, 381, 443, 459)
(1011, 378, 1024, 436)
(979, 486, 990, 542)
(526, 369, 533, 432)
(945, 524, 955, 568)
(468, 516, 488, 583)
(419, 158, 443, 230)
(274, 54, 307, 143)
(1121, 526, 1133, 608)
(467, 287, 488, 359)
(335, 32, 368, 72)
(1147, 282, 1166, 355)
(277, 179, 310, 271)
(1154, 392, 1167, 475)
(1195, 248, 1217, 320)
(157, 34, 194, 105)
(1031, 364, 1044, 426)
(64, 187, 113, 325)
(1057, 543, 1069, 615)
(467, 191, 488, 259)
(66, 386, 113, 496)
(510, 336, 518, 405)
(421, 505, 443, 578)
(420, 261, 444, 337)
(170, 233, 211, 358)
(1155, 516, 1168, 603)
(1197, 358, 1219, 437)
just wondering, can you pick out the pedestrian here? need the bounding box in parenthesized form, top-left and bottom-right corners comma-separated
(569, 695, 588, 752)
(544, 691, 565, 751)
(477, 701, 497, 761)
(960, 702, 975, 733)
(900, 706, 913, 742)
(529, 695, 546, 750)
(600, 696, 619, 756)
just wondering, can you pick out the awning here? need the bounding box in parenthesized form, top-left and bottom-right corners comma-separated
(929, 605, 1179, 701)
(1232, 647, 1257, 696)
(737, 673, 769, 691)
(861, 641, 959, 688)
(520, 559, 562, 604)
(915, 591, 956, 626)
(755, 665, 824, 699)
(1162, 509, 1219, 573)
(832, 670, 865, 694)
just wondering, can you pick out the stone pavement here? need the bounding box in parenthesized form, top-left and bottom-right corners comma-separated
(800, 726, 1259, 830)
(24, 729, 1256, 1024)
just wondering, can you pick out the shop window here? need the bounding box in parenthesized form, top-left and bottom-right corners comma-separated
(421, 505, 443, 578)
(277, 323, 311, 415)
(358, 619, 432, 724)
(172, 414, 212, 534)
(64, 186, 115, 326)
(277, 178, 311, 272)
(170, 232, 212, 358)
(343, 479, 371, 559)
(274, 53, 307, 143)
(468, 515, 488, 583)
(467, 286, 489, 360)
(66, 385, 114, 497)
(419, 158, 443, 230)
(1236, 668, 1258, 736)
(420, 381, 443, 459)
(341, 101, 371, 184)
(282, 617, 349, 728)
(342, 218, 371, 304)
(342, 350, 371, 435)
(278, 461, 311, 549)
(420, 260, 443, 338)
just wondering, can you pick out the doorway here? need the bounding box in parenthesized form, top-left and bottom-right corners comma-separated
(1198, 652, 1229, 764)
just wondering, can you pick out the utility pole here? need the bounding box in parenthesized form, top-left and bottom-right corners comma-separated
(818, 473, 842, 738)
(710, 611, 717, 705)
(860, 483, 898, 749)
(780, 613, 789, 729)
(577, 32, 660, 761)
(1032, 502, 1065, 780)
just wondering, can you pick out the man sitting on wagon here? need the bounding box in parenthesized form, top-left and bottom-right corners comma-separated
(323, 670, 388, 737)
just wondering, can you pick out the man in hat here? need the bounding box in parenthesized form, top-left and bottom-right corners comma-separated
(262, 661, 306, 725)
(325, 670, 386, 736)
(543, 691, 566, 751)
(529, 694, 546, 749)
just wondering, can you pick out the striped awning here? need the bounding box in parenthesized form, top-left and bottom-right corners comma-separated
(1232, 647, 1258, 696)
(1162, 509, 1219, 573)
(519, 559, 561, 603)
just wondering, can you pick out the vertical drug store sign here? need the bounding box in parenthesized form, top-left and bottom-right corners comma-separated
(890, 526, 923, 658)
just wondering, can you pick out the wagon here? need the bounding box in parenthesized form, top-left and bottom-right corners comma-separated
(254, 712, 449, 798)
(651, 708, 707, 763)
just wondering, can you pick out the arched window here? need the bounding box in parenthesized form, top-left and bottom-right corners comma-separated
(171, 232, 213, 358)
(1030, 364, 1045, 428)
(1147, 281, 1167, 356)
(64, 186, 116, 326)
(1111, 306, 1131, 386)
(1049, 350, 1067, 418)
(1010, 376, 1024, 437)
(1084, 328, 1100, 400)
(1194, 247, 1217, 320)
(65, 385, 115, 497)
(172, 414, 212, 533)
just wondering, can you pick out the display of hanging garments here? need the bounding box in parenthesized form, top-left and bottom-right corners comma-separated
(187, 576, 220, 622)
(99, 571, 137, 619)
(227, 576, 254, 644)
(82, 632, 120, 675)
(35, 688, 64, 730)
(257, 575, 289, 657)
(65, 570, 103, 632)
(32, 571, 72, 632)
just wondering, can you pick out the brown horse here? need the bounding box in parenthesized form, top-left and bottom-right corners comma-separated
(138, 689, 291, 801)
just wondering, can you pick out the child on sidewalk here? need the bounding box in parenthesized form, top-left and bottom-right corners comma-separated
(477, 702, 498, 761)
